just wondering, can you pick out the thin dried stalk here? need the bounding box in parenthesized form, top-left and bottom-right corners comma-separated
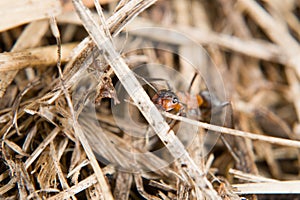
(229, 168, 279, 183)
(0, 43, 77, 72)
(233, 180, 300, 194)
(125, 18, 287, 64)
(51, 14, 113, 200)
(47, 174, 98, 200)
(24, 127, 60, 169)
(238, 0, 300, 77)
(0, 0, 61, 31)
(163, 112, 300, 148)
(0, 19, 49, 97)
(56, 12, 287, 65)
(285, 68, 300, 124)
(49, 141, 70, 190)
(72, 0, 220, 198)
(3, 140, 29, 157)
(59, 0, 165, 90)
(113, 173, 135, 199)
(0, 178, 16, 196)
(72, 122, 113, 199)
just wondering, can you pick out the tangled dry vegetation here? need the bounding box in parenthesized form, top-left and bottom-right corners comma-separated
(1, 0, 300, 199)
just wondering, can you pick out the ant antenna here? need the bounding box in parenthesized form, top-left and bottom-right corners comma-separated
(133, 74, 175, 94)
(133, 73, 158, 93)
(144, 78, 173, 91)
(188, 72, 198, 93)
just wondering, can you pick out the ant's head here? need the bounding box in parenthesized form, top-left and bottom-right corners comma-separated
(152, 89, 182, 113)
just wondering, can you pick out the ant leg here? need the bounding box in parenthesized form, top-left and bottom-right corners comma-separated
(133, 72, 158, 93)
(167, 109, 184, 134)
(133, 74, 175, 93)
(145, 78, 173, 91)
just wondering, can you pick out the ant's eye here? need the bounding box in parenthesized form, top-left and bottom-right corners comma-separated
(172, 97, 179, 104)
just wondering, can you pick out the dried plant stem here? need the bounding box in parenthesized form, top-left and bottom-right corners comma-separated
(74, 122, 114, 199)
(233, 180, 300, 194)
(60, 0, 163, 90)
(0, 19, 49, 98)
(285, 68, 300, 123)
(0, 43, 77, 72)
(0, 177, 16, 196)
(50, 15, 113, 200)
(57, 13, 286, 65)
(125, 19, 286, 64)
(72, 0, 220, 198)
(229, 168, 279, 183)
(25, 127, 60, 169)
(47, 174, 98, 200)
(0, 0, 61, 32)
(163, 112, 300, 148)
(238, 0, 300, 77)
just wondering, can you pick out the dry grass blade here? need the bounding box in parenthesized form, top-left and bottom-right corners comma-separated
(72, 123, 113, 199)
(229, 168, 279, 183)
(72, 0, 220, 198)
(50, 11, 114, 200)
(47, 174, 98, 200)
(0, 0, 61, 31)
(94, 0, 112, 42)
(1, 0, 300, 199)
(285, 68, 300, 125)
(49, 141, 70, 190)
(3, 140, 29, 157)
(0, 178, 16, 196)
(126, 19, 287, 64)
(163, 112, 300, 148)
(233, 180, 300, 194)
(0, 43, 77, 72)
(238, 0, 300, 76)
(56, 13, 287, 65)
(113, 172, 132, 200)
(0, 19, 49, 98)
(24, 127, 60, 169)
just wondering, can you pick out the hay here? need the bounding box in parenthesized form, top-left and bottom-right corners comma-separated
(1, 0, 300, 199)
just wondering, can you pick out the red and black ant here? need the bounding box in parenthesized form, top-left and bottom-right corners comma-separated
(149, 73, 229, 123)
(152, 89, 181, 113)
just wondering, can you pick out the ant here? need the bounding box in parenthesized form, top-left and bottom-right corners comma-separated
(152, 89, 181, 113)
(150, 73, 229, 123)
